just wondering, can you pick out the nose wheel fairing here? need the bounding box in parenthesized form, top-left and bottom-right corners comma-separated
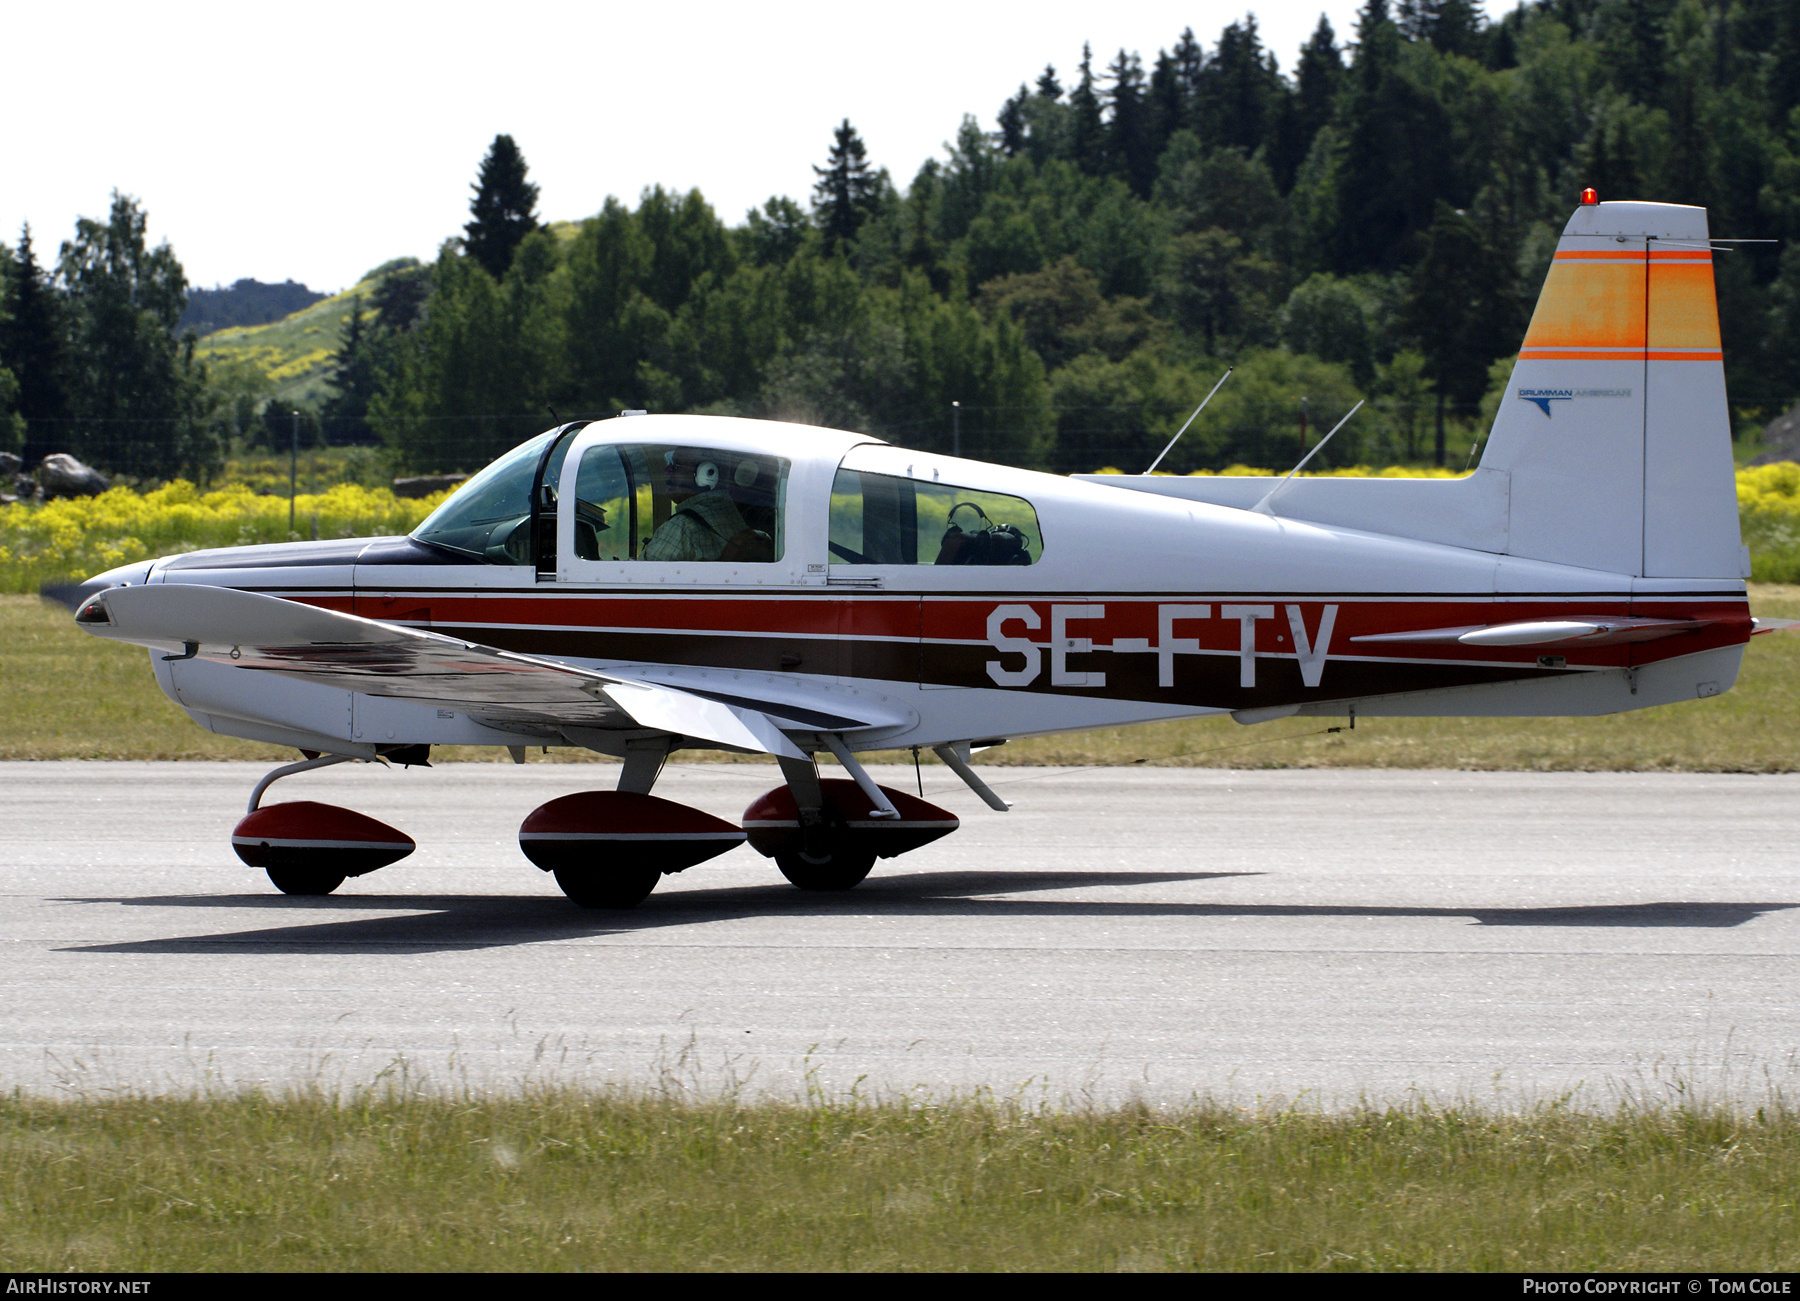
(231, 799, 417, 895)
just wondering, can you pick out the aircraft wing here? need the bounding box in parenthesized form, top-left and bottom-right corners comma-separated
(73, 583, 818, 759)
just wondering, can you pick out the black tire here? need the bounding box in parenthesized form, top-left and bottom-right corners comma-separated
(553, 865, 661, 909)
(266, 865, 346, 896)
(774, 838, 876, 891)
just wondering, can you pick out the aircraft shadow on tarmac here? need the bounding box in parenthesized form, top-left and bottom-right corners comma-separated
(56, 869, 1800, 956)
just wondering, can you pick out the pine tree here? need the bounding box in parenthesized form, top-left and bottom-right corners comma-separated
(1147, 50, 1183, 161)
(1203, 18, 1278, 156)
(812, 120, 883, 251)
(321, 296, 381, 444)
(1398, 0, 1484, 59)
(1294, 16, 1345, 144)
(1173, 27, 1205, 116)
(997, 86, 1029, 156)
(464, 134, 541, 280)
(1105, 50, 1156, 198)
(1068, 45, 1106, 173)
(0, 225, 70, 464)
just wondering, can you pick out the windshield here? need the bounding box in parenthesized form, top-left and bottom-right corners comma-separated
(411, 432, 555, 563)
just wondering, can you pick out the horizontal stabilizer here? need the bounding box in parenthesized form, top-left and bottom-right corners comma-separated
(1351, 616, 1712, 648)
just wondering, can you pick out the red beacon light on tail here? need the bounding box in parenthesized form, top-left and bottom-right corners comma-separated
(1580, 186, 1599, 205)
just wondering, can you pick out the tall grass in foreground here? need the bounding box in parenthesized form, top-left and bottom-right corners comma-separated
(2, 1090, 1796, 1271)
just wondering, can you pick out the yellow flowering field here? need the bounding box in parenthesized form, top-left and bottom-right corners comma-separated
(1736, 462, 1800, 582)
(7, 464, 1800, 592)
(0, 481, 450, 592)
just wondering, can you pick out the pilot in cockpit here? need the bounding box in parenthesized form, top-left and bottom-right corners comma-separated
(643, 448, 766, 562)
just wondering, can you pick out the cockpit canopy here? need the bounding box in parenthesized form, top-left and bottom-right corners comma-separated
(411, 419, 1045, 574)
(412, 430, 789, 565)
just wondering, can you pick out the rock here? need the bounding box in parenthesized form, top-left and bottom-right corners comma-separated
(1752, 404, 1800, 465)
(393, 474, 468, 499)
(0, 451, 20, 477)
(37, 453, 110, 498)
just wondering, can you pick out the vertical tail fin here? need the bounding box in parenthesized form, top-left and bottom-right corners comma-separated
(1481, 200, 1745, 579)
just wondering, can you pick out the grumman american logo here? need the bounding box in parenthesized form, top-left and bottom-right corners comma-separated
(1518, 387, 1633, 416)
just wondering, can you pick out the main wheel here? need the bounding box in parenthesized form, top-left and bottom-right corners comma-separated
(773, 836, 877, 891)
(266, 865, 347, 896)
(553, 865, 661, 909)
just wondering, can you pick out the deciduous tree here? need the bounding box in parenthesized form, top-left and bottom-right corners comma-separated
(57, 193, 214, 479)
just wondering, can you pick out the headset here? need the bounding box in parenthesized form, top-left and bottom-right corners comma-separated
(663, 449, 720, 490)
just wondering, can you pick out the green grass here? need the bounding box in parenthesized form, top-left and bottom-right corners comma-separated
(9, 588, 1800, 769)
(1, 1090, 1795, 1271)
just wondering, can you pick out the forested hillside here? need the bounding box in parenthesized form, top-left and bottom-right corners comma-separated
(4, 0, 1800, 484)
(178, 279, 325, 336)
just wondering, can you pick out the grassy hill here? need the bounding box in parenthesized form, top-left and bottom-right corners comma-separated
(194, 269, 393, 409)
(193, 222, 581, 410)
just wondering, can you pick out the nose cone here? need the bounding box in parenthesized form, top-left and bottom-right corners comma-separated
(39, 559, 156, 613)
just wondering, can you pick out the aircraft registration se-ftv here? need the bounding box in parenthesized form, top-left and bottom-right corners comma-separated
(67, 197, 1780, 907)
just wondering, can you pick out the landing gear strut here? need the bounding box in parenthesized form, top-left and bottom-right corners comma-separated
(233, 754, 416, 896)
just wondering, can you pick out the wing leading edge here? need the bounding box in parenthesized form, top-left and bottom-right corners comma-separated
(75, 583, 821, 759)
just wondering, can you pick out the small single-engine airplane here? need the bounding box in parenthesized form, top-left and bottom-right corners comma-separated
(65, 197, 1775, 907)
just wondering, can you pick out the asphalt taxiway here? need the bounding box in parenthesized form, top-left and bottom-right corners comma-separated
(2, 760, 1795, 1107)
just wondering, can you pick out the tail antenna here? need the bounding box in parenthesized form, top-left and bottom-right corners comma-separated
(1144, 367, 1233, 474)
(1251, 400, 1364, 515)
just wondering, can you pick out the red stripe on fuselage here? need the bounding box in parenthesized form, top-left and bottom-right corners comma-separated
(252, 585, 1754, 681)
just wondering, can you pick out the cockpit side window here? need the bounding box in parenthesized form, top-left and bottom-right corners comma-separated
(570, 444, 788, 563)
(829, 469, 1042, 565)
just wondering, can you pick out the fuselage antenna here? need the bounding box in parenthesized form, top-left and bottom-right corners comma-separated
(1144, 367, 1233, 474)
(1251, 399, 1364, 516)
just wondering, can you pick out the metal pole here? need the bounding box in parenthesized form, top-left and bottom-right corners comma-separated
(289, 410, 298, 534)
(951, 400, 961, 458)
